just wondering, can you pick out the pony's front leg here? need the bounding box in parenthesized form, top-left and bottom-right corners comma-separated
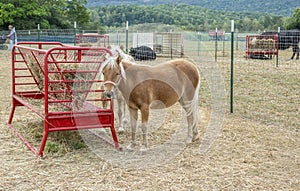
(116, 90, 127, 133)
(127, 107, 138, 151)
(140, 105, 150, 152)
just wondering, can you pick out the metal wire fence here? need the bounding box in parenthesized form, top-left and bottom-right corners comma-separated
(1, 26, 299, 131)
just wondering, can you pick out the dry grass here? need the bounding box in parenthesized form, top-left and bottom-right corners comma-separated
(0, 43, 299, 191)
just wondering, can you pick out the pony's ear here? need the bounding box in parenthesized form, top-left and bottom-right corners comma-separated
(103, 53, 110, 61)
(116, 55, 122, 65)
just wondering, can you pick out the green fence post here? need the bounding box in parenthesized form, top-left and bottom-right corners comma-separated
(276, 27, 280, 67)
(126, 21, 128, 53)
(197, 32, 200, 56)
(117, 31, 119, 45)
(230, 20, 235, 113)
(215, 28, 218, 62)
(74, 21, 77, 46)
(223, 39, 225, 57)
(170, 30, 173, 59)
(37, 24, 40, 41)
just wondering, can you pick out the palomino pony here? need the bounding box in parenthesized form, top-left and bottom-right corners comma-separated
(101, 47, 135, 132)
(101, 54, 201, 152)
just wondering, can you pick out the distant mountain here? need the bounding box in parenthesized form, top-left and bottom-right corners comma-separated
(87, 0, 299, 16)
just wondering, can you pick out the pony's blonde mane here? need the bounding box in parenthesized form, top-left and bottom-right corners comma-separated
(109, 46, 137, 80)
(110, 46, 135, 62)
(100, 48, 133, 80)
(100, 53, 115, 71)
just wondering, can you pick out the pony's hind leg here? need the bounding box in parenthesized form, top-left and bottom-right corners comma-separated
(186, 112, 198, 143)
(179, 97, 199, 144)
(140, 105, 150, 152)
(127, 107, 138, 151)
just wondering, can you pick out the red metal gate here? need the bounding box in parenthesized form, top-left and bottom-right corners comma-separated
(75, 33, 110, 48)
(246, 34, 278, 59)
(7, 42, 119, 156)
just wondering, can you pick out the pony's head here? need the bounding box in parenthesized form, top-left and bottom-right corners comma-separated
(101, 53, 126, 98)
(101, 46, 135, 98)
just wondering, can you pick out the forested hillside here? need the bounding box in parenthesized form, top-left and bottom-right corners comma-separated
(1, 0, 299, 31)
(87, 0, 300, 16)
(89, 4, 285, 32)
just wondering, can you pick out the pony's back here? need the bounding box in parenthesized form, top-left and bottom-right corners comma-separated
(168, 59, 200, 89)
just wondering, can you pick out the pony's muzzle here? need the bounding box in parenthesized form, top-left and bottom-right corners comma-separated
(103, 90, 114, 98)
(103, 81, 117, 99)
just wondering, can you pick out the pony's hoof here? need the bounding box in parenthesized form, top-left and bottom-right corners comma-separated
(118, 126, 125, 134)
(126, 143, 136, 152)
(192, 132, 199, 142)
(192, 134, 200, 142)
(139, 145, 148, 154)
(98, 128, 106, 135)
(186, 137, 193, 144)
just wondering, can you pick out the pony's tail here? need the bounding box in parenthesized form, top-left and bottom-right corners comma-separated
(184, 72, 201, 128)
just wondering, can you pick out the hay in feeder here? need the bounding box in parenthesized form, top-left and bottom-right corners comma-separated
(26, 55, 100, 111)
(27, 55, 45, 91)
(249, 38, 276, 50)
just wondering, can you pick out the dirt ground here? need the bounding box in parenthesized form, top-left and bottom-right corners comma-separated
(0, 47, 299, 191)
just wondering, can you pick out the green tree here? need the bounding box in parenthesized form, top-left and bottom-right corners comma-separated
(0, 3, 16, 26)
(66, 0, 90, 27)
(90, 4, 285, 32)
(284, 8, 300, 29)
(0, 0, 90, 30)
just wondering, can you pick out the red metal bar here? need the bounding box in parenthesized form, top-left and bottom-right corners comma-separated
(17, 41, 65, 48)
(12, 95, 44, 118)
(38, 129, 49, 156)
(7, 123, 38, 155)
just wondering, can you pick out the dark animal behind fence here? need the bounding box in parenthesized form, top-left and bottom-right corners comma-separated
(261, 30, 300, 60)
(129, 46, 156, 61)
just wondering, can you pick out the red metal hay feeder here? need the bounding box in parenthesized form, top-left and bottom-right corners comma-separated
(246, 34, 278, 59)
(75, 33, 110, 48)
(7, 42, 119, 156)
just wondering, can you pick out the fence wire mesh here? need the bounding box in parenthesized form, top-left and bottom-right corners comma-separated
(1, 26, 299, 131)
